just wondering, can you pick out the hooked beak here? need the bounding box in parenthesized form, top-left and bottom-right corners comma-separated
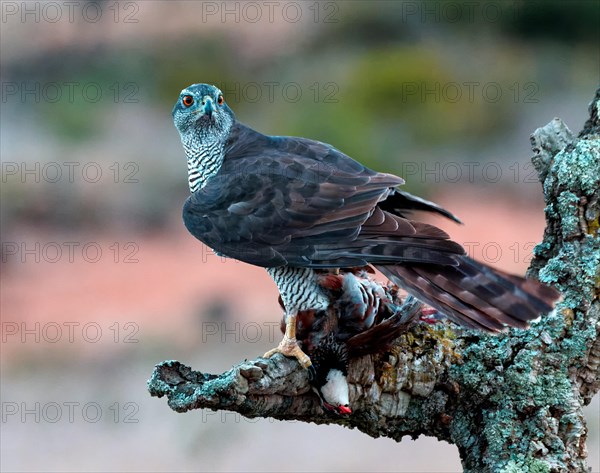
(201, 96, 215, 119)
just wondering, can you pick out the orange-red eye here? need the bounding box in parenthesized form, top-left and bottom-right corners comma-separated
(217, 95, 224, 105)
(182, 95, 194, 107)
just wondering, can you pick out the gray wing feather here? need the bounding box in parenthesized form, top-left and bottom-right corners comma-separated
(183, 123, 464, 268)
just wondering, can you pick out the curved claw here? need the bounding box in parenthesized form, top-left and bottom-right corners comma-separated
(263, 336, 313, 372)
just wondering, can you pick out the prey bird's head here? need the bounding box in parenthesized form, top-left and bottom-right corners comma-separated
(172, 83, 235, 147)
(310, 334, 352, 416)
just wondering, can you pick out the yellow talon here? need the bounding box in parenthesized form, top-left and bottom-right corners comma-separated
(263, 313, 313, 369)
(263, 335, 313, 369)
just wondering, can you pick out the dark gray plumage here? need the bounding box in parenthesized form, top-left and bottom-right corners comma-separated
(173, 83, 560, 371)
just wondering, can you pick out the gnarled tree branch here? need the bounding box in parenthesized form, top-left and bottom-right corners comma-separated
(149, 88, 600, 473)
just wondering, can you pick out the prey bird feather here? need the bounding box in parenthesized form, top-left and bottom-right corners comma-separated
(172, 83, 561, 380)
(284, 268, 423, 415)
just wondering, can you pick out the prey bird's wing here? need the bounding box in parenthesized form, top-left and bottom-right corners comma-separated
(183, 123, 464, 268)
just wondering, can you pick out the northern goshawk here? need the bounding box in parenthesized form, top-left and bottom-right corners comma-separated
(172, 83, 560, 378)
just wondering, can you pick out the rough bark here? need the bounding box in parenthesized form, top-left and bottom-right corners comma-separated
(148, 88, 600, 473)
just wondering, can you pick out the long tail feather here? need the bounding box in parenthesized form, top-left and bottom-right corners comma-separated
(377, 257, 560, 332)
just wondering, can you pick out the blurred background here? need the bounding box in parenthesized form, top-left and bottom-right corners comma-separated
(1, 1, 598, 471)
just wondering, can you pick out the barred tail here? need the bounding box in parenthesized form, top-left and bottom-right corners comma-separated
(376, 257, 560, 332)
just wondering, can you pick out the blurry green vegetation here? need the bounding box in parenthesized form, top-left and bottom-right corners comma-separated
(318, 1, 600, 45)
(501, 0, 600, 42)
(39, 98, 103, 141)
(1, 0, 598, 236)
(153, 38, 237, 105)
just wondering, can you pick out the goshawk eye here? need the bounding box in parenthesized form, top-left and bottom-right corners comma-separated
(218, 95, 224, 105)
(182, 95, 194, 107)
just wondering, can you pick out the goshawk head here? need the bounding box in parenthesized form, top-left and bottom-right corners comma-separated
(172, 83, 235, 147)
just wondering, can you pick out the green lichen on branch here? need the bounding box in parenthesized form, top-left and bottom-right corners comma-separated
(446, 91, 600, 472)
(149, 89, 600, 473)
